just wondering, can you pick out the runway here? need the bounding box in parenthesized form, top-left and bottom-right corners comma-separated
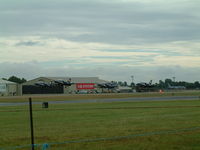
(0, 96, 199, 107)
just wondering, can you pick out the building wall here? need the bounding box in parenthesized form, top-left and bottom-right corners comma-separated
(0, 83, 17, 96)
(0, 83, 7, 96)
(7, 84, 17, 96)
(63, 84, 98, 94)
(17, 84, 23, 96)
(63, 85, 74, 94)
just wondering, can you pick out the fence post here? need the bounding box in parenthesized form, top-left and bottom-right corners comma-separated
(29, 97, 35, 150)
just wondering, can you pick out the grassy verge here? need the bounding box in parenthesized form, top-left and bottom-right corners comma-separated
(0, 90, 199, 103)
(1, 100, 200, 149)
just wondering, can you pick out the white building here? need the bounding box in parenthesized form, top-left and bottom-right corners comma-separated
(0, 79, 18, 96)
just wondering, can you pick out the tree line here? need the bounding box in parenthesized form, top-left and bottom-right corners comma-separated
(155, 79, 200, 89)
(2, 76, 27, 84)
(117, 78, 200, 90)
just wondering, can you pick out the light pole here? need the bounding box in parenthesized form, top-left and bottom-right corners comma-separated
(131, 75, 134, 89)
(131, 75, 134, 84)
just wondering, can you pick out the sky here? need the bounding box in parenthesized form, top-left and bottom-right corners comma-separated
(0, 0, 200, 83)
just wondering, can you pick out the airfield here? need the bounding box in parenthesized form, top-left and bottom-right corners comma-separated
(1, 91, 200, 150)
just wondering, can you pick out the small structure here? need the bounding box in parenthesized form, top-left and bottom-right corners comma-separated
(117, 86, 134, 93)
(0, 79, 18, 96)
(42, 102, 49, 108)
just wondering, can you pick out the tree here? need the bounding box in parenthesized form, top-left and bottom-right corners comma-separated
(8, 76, 27, 84)
(194, 81, 200, 89)
(165, 78, 173, 87)
(130, 82, 135, 88)
(123, 81, 128, 86)
(21, 78, 27, 83)
(118, 81, 123, 86)
(158, 80, 165, 88)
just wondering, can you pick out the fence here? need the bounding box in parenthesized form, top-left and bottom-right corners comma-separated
(1, 126, 200, 150)
(1, 97, 200, 150)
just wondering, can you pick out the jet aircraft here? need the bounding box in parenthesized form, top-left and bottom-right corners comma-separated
(135, 80, 155, 92)
(97, 82, 118, 89)
(35, 81, 51, 87)
(168, 84, 186, 89)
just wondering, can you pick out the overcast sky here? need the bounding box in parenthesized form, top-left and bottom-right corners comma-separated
(0, 0, 200, 83)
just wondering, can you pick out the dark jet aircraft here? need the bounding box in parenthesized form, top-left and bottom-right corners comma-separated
(136, 80, 156, 92)
(98, 82, 118, 89)
(54, 79, 73, 86)
(35, 81, 51, 87)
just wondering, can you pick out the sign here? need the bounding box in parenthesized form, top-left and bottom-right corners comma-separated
(76, 83, 95, 90)
(0, 84, 6, 92)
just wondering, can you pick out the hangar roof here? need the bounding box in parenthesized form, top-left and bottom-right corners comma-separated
(0, 79, 17, 84)
(47, 77, 107, 83)
(23, 77, 108, 85)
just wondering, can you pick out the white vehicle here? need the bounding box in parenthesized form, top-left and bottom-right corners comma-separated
(76, 90, 88, 94)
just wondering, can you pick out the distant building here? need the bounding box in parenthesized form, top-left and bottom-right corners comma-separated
(21, 77, 108, 95)
(116, 86, 134, 93)
(0, 79, 18, 96)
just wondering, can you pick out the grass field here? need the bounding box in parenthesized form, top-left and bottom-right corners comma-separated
(1, 98, 200, 150)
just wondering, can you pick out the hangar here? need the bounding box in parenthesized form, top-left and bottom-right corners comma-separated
(0, 79, 18, 96)
(21, 77, 108, 95)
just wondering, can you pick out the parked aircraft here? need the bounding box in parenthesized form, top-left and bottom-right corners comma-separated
(97, 82, 118, 89)
(35, 81, 51, 87)
(35, 79, 73, 87)
(54, 79, 73, 86)
(168, 84, 186, 89)
(136, 80, 156, 92)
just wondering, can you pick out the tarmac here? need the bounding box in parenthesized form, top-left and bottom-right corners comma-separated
(0, 96, 199, 107)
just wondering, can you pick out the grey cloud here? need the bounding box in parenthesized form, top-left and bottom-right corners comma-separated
(0, 0, 200, 44)
(0, 62, 45, 79)
(15, 41, 42, 46)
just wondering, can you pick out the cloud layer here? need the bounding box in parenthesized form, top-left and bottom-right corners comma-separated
(0, 0, 200, 82)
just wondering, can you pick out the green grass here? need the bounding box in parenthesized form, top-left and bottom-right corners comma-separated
(0, 90, 199, 103)
(1, 99, 200, 150)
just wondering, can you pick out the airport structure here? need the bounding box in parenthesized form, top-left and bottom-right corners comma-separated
(21, 77, 109, 95)
(0, 76, 189, 96)
(0, 79, 18, 96)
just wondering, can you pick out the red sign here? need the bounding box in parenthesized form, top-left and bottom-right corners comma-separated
(76, 83, 95, 90)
